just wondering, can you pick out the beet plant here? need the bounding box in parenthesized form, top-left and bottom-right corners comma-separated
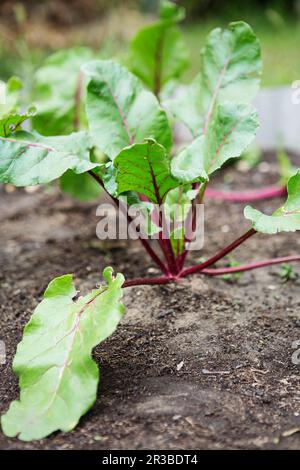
(128, 0, 290, 204)
(1, 4, 300, 442)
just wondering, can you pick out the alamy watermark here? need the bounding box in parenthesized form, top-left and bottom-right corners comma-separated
(292, 340, 300, 365)
(95, 199, 205, 251)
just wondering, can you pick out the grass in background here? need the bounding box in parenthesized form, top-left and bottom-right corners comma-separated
(1, 9, 300, 89)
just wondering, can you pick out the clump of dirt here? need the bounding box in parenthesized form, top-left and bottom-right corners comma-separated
(0, 156, 300, 449)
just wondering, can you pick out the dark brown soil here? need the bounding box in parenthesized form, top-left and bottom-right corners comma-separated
(0, 155, 300, 450)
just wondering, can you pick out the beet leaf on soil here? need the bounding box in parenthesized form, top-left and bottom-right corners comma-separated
(0, 2, 299, 441)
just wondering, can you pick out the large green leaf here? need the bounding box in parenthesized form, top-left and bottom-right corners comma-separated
(129, 1, 188, 94)
(167, 21, 261, 137)
(244, 170, 300, 234)
(32, 48, 95, 135)
(171, 102, 258, 181)
(114, 138, 179, 204)
(95, 162, 161, 235)
(0, 131, 96, 186)
(168, 21, 261, 183)
(1, 267, 125, 441)
(83, 60, 172, 159)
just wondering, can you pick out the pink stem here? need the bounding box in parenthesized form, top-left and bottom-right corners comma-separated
(139, 168, 178, 275)
(155, 201, 179, 275)
(139, 194, 172, 272)
(199, 255, 300, 276)
(178, 181, 206, 271)
(205, 186, 287, 203)
(123, 255, 300, 287)
(180, 228, 256, 277)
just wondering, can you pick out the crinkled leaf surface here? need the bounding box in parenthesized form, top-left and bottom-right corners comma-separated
(0, 130, 96, 186)
(1, 267, 125, 441)
(169, 22, 261, 184)
(129, 1, 188, 94)
(114, 138, 179, 203)
(32, 48, 95, 135)
(201, 103, 258, 175)
(99, 163, 118, 197)
(168, 21, 261, 136)
(83, 60, 172, 159)
(172, 102, 258, 181)
(96, 163, 160, 235)
(244, 170, 300, 234)
(171, 136, 208, 183)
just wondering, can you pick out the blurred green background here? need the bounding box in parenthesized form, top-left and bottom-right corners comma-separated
(1, 0, 300, 87)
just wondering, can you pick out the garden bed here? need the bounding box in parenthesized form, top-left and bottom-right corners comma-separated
(0, 155, 300, 450)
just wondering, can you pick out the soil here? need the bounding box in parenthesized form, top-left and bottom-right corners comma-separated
(0, 154, 300, 450)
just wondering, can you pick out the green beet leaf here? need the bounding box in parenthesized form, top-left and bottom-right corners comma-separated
(172, 102, 258, 181)
(168, 21, 261, 136)
(244, 170, 300, 234)
(114, 138, 179, 204)
(0, 107, 36, 137)
(129, 1, 188, 95)
(203, 103, 259, 175)
(83, 60, 172, 159)
(0, 76, 35, 137)
(159, 0, 185, 22)
(0, 130, 96, 186)
(97, 163, 161, 235)
(171, 136, 208, 183)
(169, 21, 261, 183)
(32, 48, 95, 135)
(0, 76, 23, 117)
(1, 267, 125, 441)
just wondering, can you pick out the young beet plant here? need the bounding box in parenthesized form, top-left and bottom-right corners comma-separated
(1, 14, 300, 441)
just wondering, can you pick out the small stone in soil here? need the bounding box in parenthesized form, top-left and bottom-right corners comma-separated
(173, 415, 182, 421)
